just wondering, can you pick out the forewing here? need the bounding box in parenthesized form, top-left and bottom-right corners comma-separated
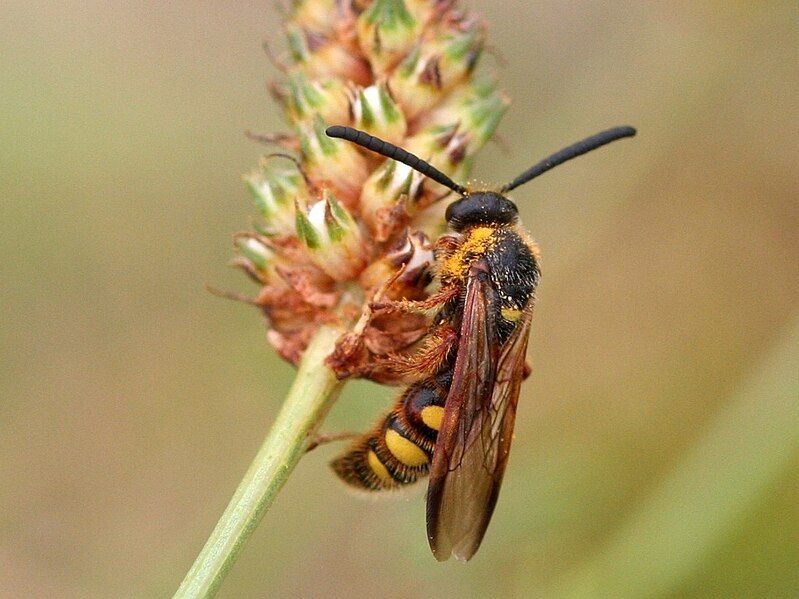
(426, 267, 534, 561)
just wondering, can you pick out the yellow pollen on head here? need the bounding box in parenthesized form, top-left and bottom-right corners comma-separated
(501, 307, 523, 322)
(385, 429, 428, 466)
(366, 450, 393, 483)
(420, 405, 444, 431)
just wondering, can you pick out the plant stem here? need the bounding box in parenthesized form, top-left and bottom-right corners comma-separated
(174, 325, 345, 598)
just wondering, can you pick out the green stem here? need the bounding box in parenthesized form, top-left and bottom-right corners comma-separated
(174, 325, 345, 598)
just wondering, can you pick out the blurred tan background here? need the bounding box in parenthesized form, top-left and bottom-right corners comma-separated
(2, 2, 797, 597)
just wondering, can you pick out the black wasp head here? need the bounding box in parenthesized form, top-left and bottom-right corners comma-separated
(445, 192, 519, 231)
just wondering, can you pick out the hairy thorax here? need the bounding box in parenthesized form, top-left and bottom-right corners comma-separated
(439, 226, 498, 283)
(438, 224, 541, 342)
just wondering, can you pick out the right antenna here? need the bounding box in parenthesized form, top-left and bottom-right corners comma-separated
(500, 126, 637, 193)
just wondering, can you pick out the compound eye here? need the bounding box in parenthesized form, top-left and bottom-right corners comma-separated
(445, 197, 471, 230)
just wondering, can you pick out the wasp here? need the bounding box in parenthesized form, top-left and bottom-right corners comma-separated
(325, 123, 636, 561)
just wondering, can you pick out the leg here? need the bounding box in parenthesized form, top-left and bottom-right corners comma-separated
(370, 283, 459, 314)
(366, 322, 457, 383)
(306, 431, 360, 453)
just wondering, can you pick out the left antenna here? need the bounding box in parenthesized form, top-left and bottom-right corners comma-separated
(326, 126, 467, 195)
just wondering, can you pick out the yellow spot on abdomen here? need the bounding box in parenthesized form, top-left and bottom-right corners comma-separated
(385, 429, 428, 466)
(501, 307, 523, 322)
(367, 450, 393, 483)
(421, 406, 444, 431)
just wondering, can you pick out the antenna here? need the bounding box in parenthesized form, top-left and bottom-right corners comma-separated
(500, 126, 636, 192)
(325, 126, 467, 195)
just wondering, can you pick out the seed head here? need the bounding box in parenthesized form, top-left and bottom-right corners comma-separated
(229, 0, 506, 377)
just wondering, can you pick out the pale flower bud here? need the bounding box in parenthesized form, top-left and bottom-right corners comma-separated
(357, 0, 421, 74)
(299, 115, 370, 206)
(421, 79, 509, 153)
(243, 160, 308, 234)
(285, 72, 350, 127)
(295, 191, 367, 281)
(233, 235, 289, 287)
(286, 24, 371, 86)
(359, 158, 422, 237)
(290, 0, 337, 35)
(350, 82, 407, 146)
(389, 16, 484, 119)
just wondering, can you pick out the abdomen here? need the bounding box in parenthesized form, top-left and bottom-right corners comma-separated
(331, 368, 452, 490)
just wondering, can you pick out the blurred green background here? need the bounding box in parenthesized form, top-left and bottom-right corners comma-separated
(2, 2, 797, 597)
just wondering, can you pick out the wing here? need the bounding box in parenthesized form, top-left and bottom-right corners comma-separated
(426, 262, 534, 561)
